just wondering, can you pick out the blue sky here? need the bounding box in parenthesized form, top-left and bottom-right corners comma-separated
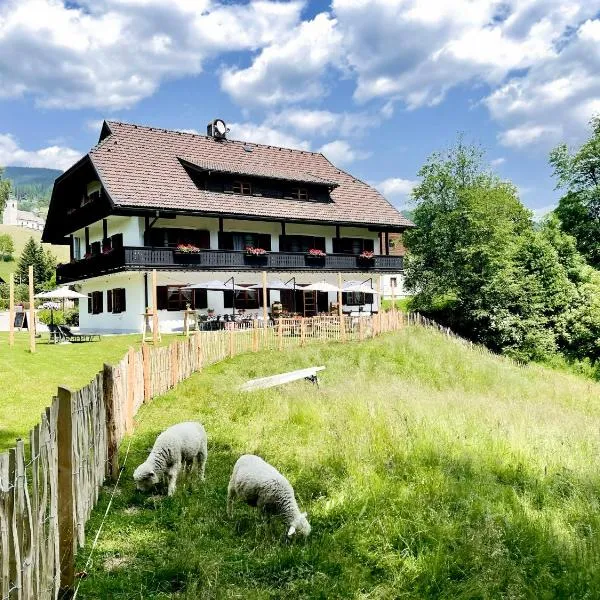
(1, 0, 599, 217)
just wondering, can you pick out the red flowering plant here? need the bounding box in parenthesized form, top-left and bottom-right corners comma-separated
(245, 246, 268, 256)
(306, 248, 326, 257)
(175, 243, 201, 253)
(102, 243, 113, 255)
(359, 251, 375, 260)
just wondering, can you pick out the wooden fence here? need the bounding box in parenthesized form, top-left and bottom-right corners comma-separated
(0, 312, 404, 599)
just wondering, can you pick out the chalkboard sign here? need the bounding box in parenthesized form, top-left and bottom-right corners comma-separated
(14, 312, 28, 330)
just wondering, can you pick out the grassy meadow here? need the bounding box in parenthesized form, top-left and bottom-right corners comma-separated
(76, 328, 600, 598)
(0, 332, 175, 451)
(0, 224, 69, 282)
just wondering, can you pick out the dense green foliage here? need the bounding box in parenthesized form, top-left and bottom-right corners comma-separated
(16, 236, 56, 290)
(76, 331, 600, 598)
(0, 166, 11, 215)
(2, 166, 60, 217)
(404, 141, 600, 366)
(551, 116, 600, 268)
(0, 233, 14, 261)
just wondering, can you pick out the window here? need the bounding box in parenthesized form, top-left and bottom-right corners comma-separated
(342, 292, 374, 306)
(232, 181, 252, 195)
(148, 228, 210, 249)
(224, 288, 269, 310)
(73, 237, 81, 260)
(88, 291, 103, 315)
(290, 188, 309, 200)
(279, 235, 326, 253)
(390, 277, 397, 288)
(156, 286, 207, 311)
(218, 232, 271, 251)
(107, 288, 126, 314)
(90, 241, 101, 256)
(332, 238, 375, 255)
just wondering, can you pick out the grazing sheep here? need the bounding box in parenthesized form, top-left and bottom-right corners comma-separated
(133, 421, 207, 496)
(227, 454, 311, 537)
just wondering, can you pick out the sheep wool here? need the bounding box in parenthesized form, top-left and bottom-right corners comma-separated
(133, 421, 207, 496)
(227, 454, 311, 537)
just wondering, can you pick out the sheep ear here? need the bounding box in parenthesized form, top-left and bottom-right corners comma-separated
(287, 526, 296, 537)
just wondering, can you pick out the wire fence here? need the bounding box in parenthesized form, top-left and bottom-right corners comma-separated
(0, 312, 409, 599)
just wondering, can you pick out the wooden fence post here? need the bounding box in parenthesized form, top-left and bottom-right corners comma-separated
(229, 327, 235, 359)
(126, 348, 135, 433)
(8, 272, 14, 347)
(300, 317, 306, 347)
(337, 273, 346, 342)
(196, 333, 203, 371)
(152, 270, 159, 345)
(252, 320, 259, 352)
(7, 449, 20, 600)
(278, 319, 283, 351)
(170, 343, 178, 388)
(57, 387, 74, 597)
(262, 271, 268, 328)
(359, 316, 365, 341)
(142, 344, 151, 403)
(103, 365, 119, 482)
(28, 265, 35, 354)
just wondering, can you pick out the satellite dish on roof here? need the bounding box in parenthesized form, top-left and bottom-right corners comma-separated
(207, 118, 228, 140)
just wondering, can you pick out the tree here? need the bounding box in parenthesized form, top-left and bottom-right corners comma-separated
(0, 233, 15, 260)
(17, 237, 49, 289)
(550, 115, 600, 267)
(0, 166, 11, 215)
(405, 140, 574, 362)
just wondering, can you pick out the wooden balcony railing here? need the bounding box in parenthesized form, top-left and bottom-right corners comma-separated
(56, 247, 404, 283)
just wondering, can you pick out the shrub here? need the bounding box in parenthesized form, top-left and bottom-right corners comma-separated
(37, 309, 66, 326)
(65, 308, 79, 326)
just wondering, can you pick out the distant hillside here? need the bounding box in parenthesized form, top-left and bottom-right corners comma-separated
(2, 166, 61, 218)
(0, 224, 69, 283)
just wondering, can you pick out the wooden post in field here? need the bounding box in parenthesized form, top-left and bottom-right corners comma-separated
(170, 342, 178, 388)
(103, 364, 119, 481)
(278, 318, 283, 351)
(196, 332, 203, 371)
(337, 272, 345, 342)
(8, 272, 14, 347)
(28, 265, 35, 353)
(6, 449, 19, 597)
(252, 319, 259, 352)
(229, 326, 234, 358)
(142, 344, 151, 402)
(262, 271, 268, 327)
(300, 317, 306, 347)
(359, 316, 365, 341)
(57, 387, 74, 596)
(152, 269, 159, 345)
(391, 279, 396, 328)
(126, 347, 135, 433)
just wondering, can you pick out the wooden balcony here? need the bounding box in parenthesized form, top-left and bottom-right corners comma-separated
(56, 247, 404, 283)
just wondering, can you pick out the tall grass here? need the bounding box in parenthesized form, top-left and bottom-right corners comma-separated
(77, 328, 600, 598)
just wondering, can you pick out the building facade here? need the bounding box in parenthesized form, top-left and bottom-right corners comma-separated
(43, 120, 413, 333)
(2, 196, 45, 232)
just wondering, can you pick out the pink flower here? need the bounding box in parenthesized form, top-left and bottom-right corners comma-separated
(307, 248, 326, 257)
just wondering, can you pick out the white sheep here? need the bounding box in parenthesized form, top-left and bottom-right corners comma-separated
(133, 421, 207, 496)
(227, 454, 311, 537)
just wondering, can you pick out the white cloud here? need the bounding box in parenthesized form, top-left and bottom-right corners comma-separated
(228, 122, 310, 150)
(531, 204, 556, 222)
(270, 108, 374, 138)
(0, 134, 81, 170)
(375, 177, 418, 201)
(318, 140, 370, 166)
(498, 123, 563, 148)
(220, 13, 343, 107)
(0, 0, 303, 109)
(490, 157, 506, 166)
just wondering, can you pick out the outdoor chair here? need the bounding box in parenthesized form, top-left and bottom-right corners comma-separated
(57, 325, 101, 343)
(48, 323, 66, 344)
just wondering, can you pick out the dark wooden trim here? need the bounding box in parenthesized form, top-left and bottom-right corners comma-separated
(69, 235, 74, 261)
(219, 217, 224, 232)
(144, 272, 149, 308)
(385, 232, 390, 256)
(336, 224, 341, 238)
(84, 227, 90, 253)
(281, 221, 286, 236)
(102, 218, 108, 240)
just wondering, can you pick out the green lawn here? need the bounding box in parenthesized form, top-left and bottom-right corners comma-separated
(0, 332, 174, 451)
(0, 224, 69, 282)
(76, 328, 600, 599)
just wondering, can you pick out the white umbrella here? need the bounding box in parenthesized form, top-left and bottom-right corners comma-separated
(299, 281, 341, 293)
(343, 283, 380, 294)
(35, 286, 87, 299)
(184, 280, 249, 291)
(248, 279, 295, 290)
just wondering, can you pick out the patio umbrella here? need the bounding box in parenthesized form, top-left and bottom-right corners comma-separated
(247, 279, 294, 290)
(343, 281, 379, 314)
(35, 286, 88, 325)
(184, 279, 250, 315)
(299, 281, 341, 293)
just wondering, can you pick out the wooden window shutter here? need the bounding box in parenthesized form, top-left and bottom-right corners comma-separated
(218, 232, 234, 250)
(107, 289, 113, 313)
(87, 294, 92, 314)
(223, 290, 234, 308)
(332, 238, 342, 253)
(259, 234, 272, 251)
(120, 288, 126, 312)
(193, 289, 207, 309)
(157, 286, 168, 310)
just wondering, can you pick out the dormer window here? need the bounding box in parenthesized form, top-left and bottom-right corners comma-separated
(232, 181, 252, 195)
(291, 187, 309, 201)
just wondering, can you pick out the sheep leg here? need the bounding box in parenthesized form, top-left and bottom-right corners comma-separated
(227, 483, 236, 517)
(198, 451, 207, 481)
(167, 463, 181, 496)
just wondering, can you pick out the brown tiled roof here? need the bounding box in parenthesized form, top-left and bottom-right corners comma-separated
(88, 121, 413, 229)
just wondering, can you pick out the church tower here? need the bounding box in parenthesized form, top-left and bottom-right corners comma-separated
(2, 195, 18, 226)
